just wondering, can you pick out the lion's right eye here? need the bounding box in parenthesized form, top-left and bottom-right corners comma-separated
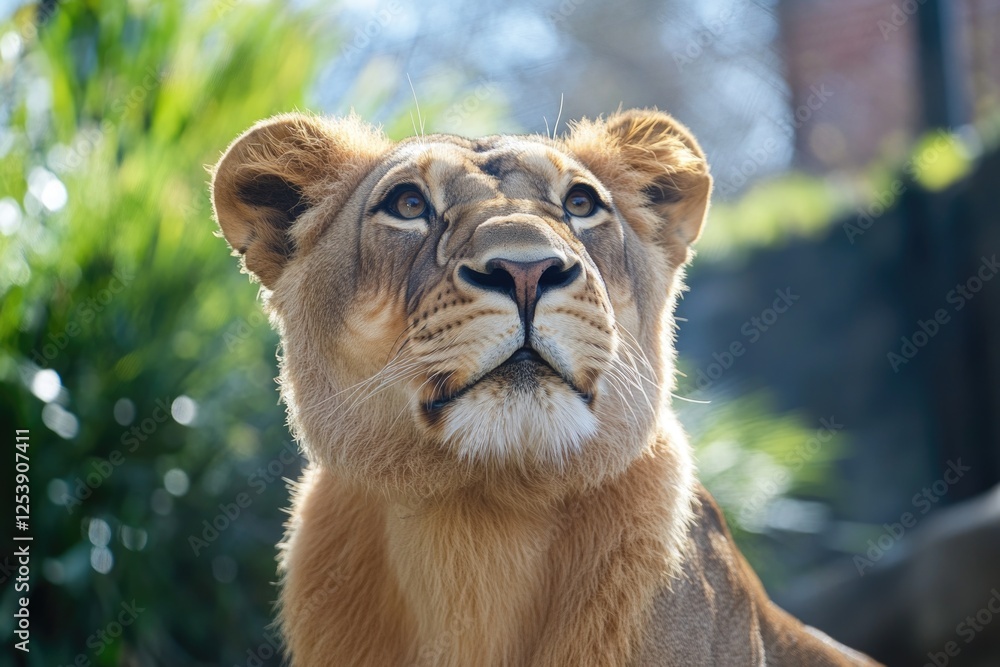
(389, 188, 428, 220)
(563, 186, 599, 218)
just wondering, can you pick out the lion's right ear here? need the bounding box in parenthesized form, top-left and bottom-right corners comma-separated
(210, 113, 389, 288)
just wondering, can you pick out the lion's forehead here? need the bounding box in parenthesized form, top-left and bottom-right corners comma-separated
(384, 137, 586, 209)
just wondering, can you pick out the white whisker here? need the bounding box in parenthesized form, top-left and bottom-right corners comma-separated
(406, 73, 425, 138)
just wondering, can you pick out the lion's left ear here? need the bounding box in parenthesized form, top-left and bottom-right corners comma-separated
(564, 109, 712, 247)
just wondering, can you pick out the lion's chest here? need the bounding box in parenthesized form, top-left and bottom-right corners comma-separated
(280, 467, 560, 666)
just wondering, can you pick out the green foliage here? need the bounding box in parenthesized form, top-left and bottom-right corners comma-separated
(0, 1, 330, 664)
(678, 391, 844, 584)
(701, 174, 847, 257)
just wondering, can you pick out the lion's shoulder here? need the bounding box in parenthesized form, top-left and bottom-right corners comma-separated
(639, 485, 880, 666)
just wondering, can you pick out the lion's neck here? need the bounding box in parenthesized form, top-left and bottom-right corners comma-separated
(280, 421, 696, 666)
(385, 493, 558, 665)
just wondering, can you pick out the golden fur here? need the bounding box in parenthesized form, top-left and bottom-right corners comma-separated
(210, 109, 879, 665)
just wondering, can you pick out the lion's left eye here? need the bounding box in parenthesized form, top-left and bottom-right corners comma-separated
(390, 189, 428, 219)
(563, 187, 597, 218)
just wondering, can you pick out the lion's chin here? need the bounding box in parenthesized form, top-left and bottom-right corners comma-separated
(437, 376, 598, 466)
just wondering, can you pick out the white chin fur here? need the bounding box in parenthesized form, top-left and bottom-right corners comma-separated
(441, 386, 598, 466)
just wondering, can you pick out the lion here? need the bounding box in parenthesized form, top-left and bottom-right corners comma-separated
(210, 109, 880, 666)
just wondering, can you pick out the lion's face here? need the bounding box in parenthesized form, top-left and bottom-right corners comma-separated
(350, 138, 633, 464)
(212, 110, 711, 497)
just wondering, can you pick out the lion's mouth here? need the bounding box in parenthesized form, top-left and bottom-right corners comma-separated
(423, 346, 593, 415)
(500, 346, 549, 368)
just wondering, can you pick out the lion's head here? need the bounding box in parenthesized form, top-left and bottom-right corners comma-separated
(211, 109, 711, 499)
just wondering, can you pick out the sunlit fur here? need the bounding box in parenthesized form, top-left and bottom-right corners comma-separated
(211, 110, 879, 666)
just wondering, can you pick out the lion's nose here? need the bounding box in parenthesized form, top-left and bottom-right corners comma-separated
(458, 257, 581, 325)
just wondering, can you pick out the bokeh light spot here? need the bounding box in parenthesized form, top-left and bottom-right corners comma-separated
(88, 518, 112, 546)
(0, 31, 23, 62)
(41, 403, 79, 439)
(27, 166, 68, 212)
(171, 395, 198, 425)
(113, 397, 136, 425)
(47, 478, 69, 505)
(121, 525, 149, 551)
(90, 546, 114, 574)
(151, 488, 173, 515)
(30, 368, 61, 402)
(164, 468, 190, 496)
(0, 197, 21, 235)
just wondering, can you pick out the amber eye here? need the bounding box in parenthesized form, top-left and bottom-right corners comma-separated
(391, 189, 427, 219)
(564, 186, 597, 218)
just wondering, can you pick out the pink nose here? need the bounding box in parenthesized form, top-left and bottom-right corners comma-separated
(458, 257, 581, 325)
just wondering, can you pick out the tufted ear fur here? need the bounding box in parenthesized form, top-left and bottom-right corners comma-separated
(563, 109, 712, 251)
(210, 113, 390, 287)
